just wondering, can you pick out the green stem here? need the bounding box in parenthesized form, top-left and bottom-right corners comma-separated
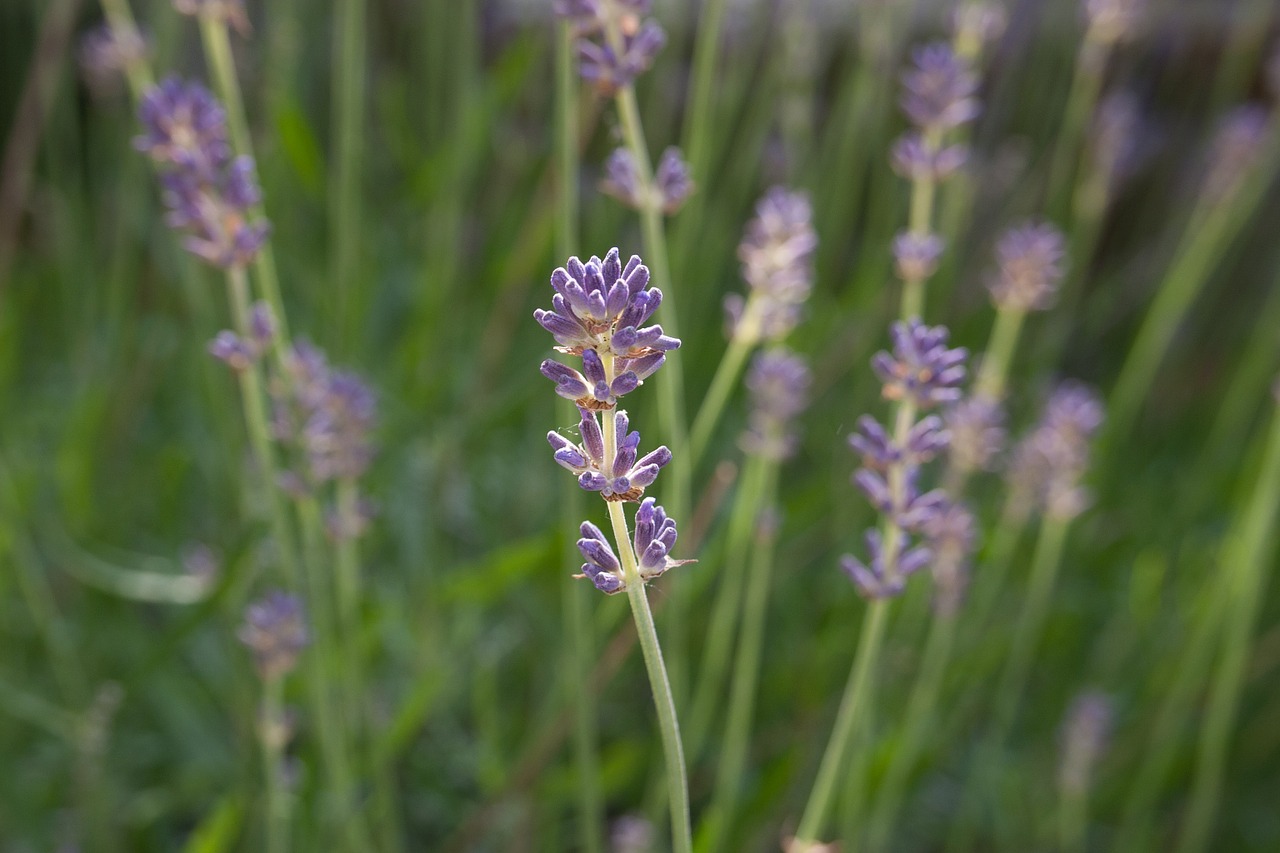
(866, 612, 958, 849)
(98, 0, 153, 96)
(331, 0, 366, 354)
(793, 600, 891, 847)
(703, 461, 779, 851)
(1177, 402, 1280, 853)
(605, 498, 693, 853)
(688, 318, 757, 468)
(262, 675, 289, 853)
(974, 306, 1025, 402)
(680, 0, 728, 177)
(199, 16, 291, 354)
(1058, 788, 1087, 853)
(1045, 37, 1107, 222)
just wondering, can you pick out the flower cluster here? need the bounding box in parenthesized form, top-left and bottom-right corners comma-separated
(945, 395, 1006, 474)
(79, 22, 148, 95)
(1007, 382, 1105, 521)
(986, 222, 1068, 312)
(554, 0, 665, 94)
(135, 78, 269, 269)
(891, 43, 979, 186)
(1058, 691, 1114, 796)
(239, 591, 310, 681)
(924, 499, 978, 617)
(208, 301, 276, 371)
(740, 348, 811, 461)
(173, 0, 250, 34)
(575, 499, 691, 594)
(842, 321, 969, 599)
(601, 147, 694, 215)
(537, 250, 687, 593)
(725, 187, 818, 344)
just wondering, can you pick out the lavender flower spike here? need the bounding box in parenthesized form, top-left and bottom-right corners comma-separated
(872, 320, 968, 408)
(986, 222, 1068, 312)
(574, 501, 691, 594)
(239, 591, 310, 681)
(1059, 691, 1114, 797)
(728, 187, 818, 343)
(135, 77, 230, 176)
(548, 409, 670, 502)
(841, 531, 933, 600)
(577, 20, 666, 94)
(900, 43, 980, 133)
(601, 147, 694, 216)
(741, 348, 811, 461)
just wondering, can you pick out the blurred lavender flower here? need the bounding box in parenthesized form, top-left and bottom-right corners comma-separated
(135, 77, 230, 176)
(892, 231, 945, 283)
(239, 591, 310, 681)
(208, 300, 275, 370)
(548, 408, 671, 501)
(841, 531, 933, 599)
(849, 414, 949, 472)
(577, 20, 665, 94)
(945, 395, 1005, 473)
(1007, 382, 1104, 520)
(986, 222, 1068, 312)
(900, 43, 980, 133)
(726, 187, 817, 343)
(272, 342, 377, 486)
(137, 78, 269, 269)
(1203, 105, 1272, 205)
(1059, 691, 1114, 796)
(79, 22, 148, 95)
(1084, 0, 1146, 44)
(890, 132, 969, 182)
(610, 814, 655, 853)
(601, 147, 693, 215)
(173, 0, 250, 33)
(1090, 91, 1144, 189)
(575, 499, 689, 593)
(872, 320, 968, 408)
(741, 348, 811, 460)
(925, 500, 978, 617)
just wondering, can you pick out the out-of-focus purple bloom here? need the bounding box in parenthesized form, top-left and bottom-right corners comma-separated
(136, 77, 230, 176)
(208, 330, 254, 371)
(326, 497, 378, 541)
(173, 0, 251, 33)
(272, 342, 377, 485)
(549, 408, 670, 501)
(1090, 91, 1144, 189)
(182, 543, 220, 584)
(841, 530, 933, 599)
(1203, 105, 1272, 205)
(728, 187, 817, 344)
(654, 147, 694, 214)
(601, 146, 694, 215)
(1084, 0, 1146, 44)
(925, 500, 978, 617)
(890, 132, 970, 182)
(741, 348, 811, 460)
(853, 468, 949, 533)
(849, 414, 949, 472)
(79, 22, 148, 95)
(1007, 382, 1104, 520)
(575, 499, 689, 594)
(900, 42, 980, 133)
(239, 591, 310, 681)
(945, 396, 1005, 473)
(892, 231, 945, 283)
(1059, 691, 1113, 796)
(873, 320, 967, 409)
(578, 20, 665, 94)
(986, 222, 1068, 312)
(610, 814, 655, 853)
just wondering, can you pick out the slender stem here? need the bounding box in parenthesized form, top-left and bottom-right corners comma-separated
(1177, 402, 1280, 853)
(974, 306, 1025, 402)
(688, 309, 757, 468)
(681, 0, 728, 178)
(1045, 37, 1107, 222)
(331, 0, 366, 354)
(199, 17, 291, 353)
(262, 675, 289, 853)
(793, 600, 891, 847)
(605, 499, 693, 853)
(704, 461, 779, 851)
(557, 19, 604, 853)
(867, 612, 958, 849)
(1058, 787, 1088, 853)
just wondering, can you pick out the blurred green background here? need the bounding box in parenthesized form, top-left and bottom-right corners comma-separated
(1, 0, 1279, 850)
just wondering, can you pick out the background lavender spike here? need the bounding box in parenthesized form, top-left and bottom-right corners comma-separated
(239, 591, 310, 681)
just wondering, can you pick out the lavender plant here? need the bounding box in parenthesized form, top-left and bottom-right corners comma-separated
(536, 248, 692, 852)
(1058, 691, 1114, 852)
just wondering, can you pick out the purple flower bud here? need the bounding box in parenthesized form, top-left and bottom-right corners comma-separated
(891, 133, 969, 182)
(271, 343, 377, 484)
(741, 348, 811, 460)
(577, 522, 625, 593)
(208, 330, 254, 371)
(249, 301, 276, 351)
(601, 148, 642, 209)
(654, 147, 694, 214)
(986, 222, 1068, 312)
(841, 530, 932, 599)
(136, 77, 230, 176)
(633, 498, 692, 581)
(733, 187, 818, 343)
(79, 23, 149, 96)
(577, 20, 665, 94)
(945, 396, 1006, 473)
(872, 319, 968, 409)
(1007, 382, 1104, 520)
(239, 591, 310, 680)
(900, 43, 980, 132)
(892, 231, 946, 283)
